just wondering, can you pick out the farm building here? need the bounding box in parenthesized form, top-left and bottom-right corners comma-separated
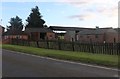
(49, 26, 93, 41)
(3, 31, 28, 40)
(50, 26, 119, 43)
(78, 27, 119, 43)
(25, 27, 55, 40)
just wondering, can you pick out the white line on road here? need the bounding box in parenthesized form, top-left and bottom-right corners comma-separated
(3, 49, 120, 72)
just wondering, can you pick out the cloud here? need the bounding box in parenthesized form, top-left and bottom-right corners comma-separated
(97, 6, 118, 17)
(85, 6, 118, 17)
(68, 15, 85, 21)
(59, 0, 118, 17)
(63, 0, 118, 22)
(68, 13, 96, 21)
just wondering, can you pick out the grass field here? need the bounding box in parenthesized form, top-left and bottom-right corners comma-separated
(2, 44, 119, 68)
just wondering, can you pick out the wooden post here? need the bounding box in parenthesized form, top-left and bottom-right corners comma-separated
(46, 37, 49, 49)
(117, 43, 119, 55)
(36, 41, 39, 48)
(22, 39, 24, 46)
(58, 37, 61, 50)
(72, 38, 74, 51)
(16, 38, 18, 45)
(90, 39, 94, 54)
(11, 38, 13, 45)
(27, 40, 30, 46)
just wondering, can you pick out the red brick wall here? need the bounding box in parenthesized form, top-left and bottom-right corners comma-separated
(64, 34, 71, 41)
(3, 35, 28, 40)
(105, 33, 118, 43)
(47, 32, 55, 40)
(78, 33, 118, 43)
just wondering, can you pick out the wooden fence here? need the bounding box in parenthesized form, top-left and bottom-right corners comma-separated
(10, 39, 120, 55)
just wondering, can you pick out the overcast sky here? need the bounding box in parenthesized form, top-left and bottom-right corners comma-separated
(0, 0, 119, 29)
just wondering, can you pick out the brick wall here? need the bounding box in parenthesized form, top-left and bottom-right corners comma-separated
(78, 33, 118, 43)
(47, 32, 55, 40)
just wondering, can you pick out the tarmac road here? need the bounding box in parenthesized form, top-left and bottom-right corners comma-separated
(2, 49, 119, 77)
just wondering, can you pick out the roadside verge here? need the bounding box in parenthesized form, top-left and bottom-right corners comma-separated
(2, 44, 119, 68)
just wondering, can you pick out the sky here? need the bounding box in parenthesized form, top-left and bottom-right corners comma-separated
(0, 0, 119, 30)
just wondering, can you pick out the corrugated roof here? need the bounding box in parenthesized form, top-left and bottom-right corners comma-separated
(78, 28, 118, 35)
(78, 29, 95, 35)
(49, 26, 93, 31)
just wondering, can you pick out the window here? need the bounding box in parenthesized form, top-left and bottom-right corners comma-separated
(40, 33, 46, 40)
(49, 35, 52, 37)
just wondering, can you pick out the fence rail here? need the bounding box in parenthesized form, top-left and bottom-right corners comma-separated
(10, 39, 120, 55)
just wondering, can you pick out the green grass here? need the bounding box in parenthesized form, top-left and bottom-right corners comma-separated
(2, 44, 119, 68)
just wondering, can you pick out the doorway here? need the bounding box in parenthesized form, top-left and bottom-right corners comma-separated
(40, 33, 46, 40)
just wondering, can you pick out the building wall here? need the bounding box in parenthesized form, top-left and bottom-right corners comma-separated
(105, 33, 118, 43)
(4, 35, 28, 40)
(78, 34, 104, 43)
(30, 32, 39, 40)
(78, 33, 119, 43)
(2, 35, 28, 44)
(64, 31, 76, 41)
(46, 32, 55, 40)
(28, 32, 55, 40)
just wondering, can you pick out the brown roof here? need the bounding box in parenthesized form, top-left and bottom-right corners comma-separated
(25, 27, 53, 33)
(3, 31, 28, 36)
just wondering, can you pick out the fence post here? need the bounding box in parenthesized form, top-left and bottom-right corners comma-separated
(28, 40, 30, 46)
(11, 38, 13, 45)
(90, 39, 94, 54)
(46, 37, 49, 49)
(58, 38, 61, 50)
(36, 41, 39, 48)
(117, 43, 120, 55)
(16, 38, 19, 45)
(72, 38, 74, 51)
(22, 39, 24, 46)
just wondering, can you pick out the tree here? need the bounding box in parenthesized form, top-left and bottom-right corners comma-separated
(44, 24, 48, 28)
(7, 16, 23, 31)
(26, 6, 46, 28)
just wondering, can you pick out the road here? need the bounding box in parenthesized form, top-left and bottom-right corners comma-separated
(2, 49, 119, 77)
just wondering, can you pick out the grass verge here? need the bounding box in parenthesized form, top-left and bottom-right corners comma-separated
(2, 44, 119, 68)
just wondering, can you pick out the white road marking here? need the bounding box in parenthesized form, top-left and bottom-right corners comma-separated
(3, 49, 120, 72)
